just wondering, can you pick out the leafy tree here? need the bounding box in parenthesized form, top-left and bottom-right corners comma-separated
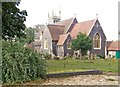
(15, 27, 35, 45)
(71, 32, 92, 56)
(2, 2, 27, 40)
(24, 27, 35, 44)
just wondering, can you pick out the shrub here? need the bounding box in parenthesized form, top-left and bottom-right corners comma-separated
(54, 56, 60, 60)
(43, 53, 51, 60)
(97, 55, 105, 59)
(2, 40, 46, 83)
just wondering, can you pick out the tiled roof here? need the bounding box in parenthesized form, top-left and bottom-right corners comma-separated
(57, 34, 69, 46)
(48, 25, 65, 41)
(48, 17, 75, 41)
(107, 41, 120, 50)
(55, 17, 75, 33)
(70, 19, 96, 38)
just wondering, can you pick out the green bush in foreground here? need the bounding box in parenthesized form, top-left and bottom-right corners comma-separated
(2, 41, 46, 83)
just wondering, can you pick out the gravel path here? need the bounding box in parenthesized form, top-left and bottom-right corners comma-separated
(41, 75, 119, 85)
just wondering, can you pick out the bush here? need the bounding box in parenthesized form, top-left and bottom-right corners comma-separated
(43, 53, 51, 60)
(54, 56, 60, 60)
(2, 40, 46, 83)
(97, 55, 105, 59)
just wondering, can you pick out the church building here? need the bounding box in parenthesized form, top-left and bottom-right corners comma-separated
(33, 11, 107, 57)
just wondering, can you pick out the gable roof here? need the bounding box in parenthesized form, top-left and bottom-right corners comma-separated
(55, 17, 75, 33)
(107, 41, 120, 51)
(48, 25, 65, 41)
(57, 34, 70, 46)
(48, 17, 75, 41)
(70, 19, 96, 38)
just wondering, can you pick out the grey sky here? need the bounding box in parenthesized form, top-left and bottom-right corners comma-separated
(19, 0, 119, 41)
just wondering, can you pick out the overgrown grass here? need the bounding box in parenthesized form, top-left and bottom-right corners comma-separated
(46, 59, 118, 74)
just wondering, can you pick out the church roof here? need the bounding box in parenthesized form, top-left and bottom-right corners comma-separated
(48, 17, 75, 41)
(57, 34, 69, 46)
(70, 19, 96, 39)
(55, 17, 75, 33)
(48, 24, 65, 41)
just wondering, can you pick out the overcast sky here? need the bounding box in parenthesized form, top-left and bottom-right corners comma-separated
(19, 0, 119, 41)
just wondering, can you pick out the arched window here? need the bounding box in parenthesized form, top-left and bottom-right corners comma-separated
(93, 33, 101, 49)
(44, 38, 48, 49)
(67, 39, 71, 49)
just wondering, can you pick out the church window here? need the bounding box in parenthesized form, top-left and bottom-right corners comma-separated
(93, 33, 101, 49)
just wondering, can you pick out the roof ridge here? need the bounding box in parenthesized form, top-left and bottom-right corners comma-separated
(48, 24, 65, 27)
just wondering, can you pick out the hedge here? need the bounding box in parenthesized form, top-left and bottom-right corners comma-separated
(2, 40, 46, 83)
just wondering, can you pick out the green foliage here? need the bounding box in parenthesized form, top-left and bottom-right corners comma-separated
(71, 32, 92, 56)
(43, 53, 51, 60)
(2, 40, 46, 83)
(53, 56, 60, 60)
(25, 27, 35, 44)
(97, 55, 105, 59)
(63, 56, 72, 60)
(2, 2, 27, 40)
(16, 27, 35, 44)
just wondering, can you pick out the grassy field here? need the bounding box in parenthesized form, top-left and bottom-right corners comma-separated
(2, 58, 119, 85)
(46, 59, 119, 74)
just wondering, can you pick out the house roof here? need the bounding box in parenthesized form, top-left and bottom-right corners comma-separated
(70, 19, 96, 39)
(34, 41, 41, 46)
(57, 34, 69, 46)
(48, 25, 65, 40)
(107, 41, 120, 50)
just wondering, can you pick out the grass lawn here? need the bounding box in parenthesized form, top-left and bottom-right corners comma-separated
(3, 58, 118, 85)
(46, 58, 119, 74)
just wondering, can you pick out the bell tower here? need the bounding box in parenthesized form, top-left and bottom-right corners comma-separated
(48, 9, 61, 24)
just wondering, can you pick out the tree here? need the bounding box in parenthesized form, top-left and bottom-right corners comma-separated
(2, 2, 27, 40)
(24, 27, 35, 44)
(15, 27, 35, 45)
(71, 32, 92, 56)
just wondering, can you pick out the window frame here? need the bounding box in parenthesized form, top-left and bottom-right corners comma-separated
(44, 38, 48, 49)
(93, 32, 101, 49)
(67, 39, 71, 49)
